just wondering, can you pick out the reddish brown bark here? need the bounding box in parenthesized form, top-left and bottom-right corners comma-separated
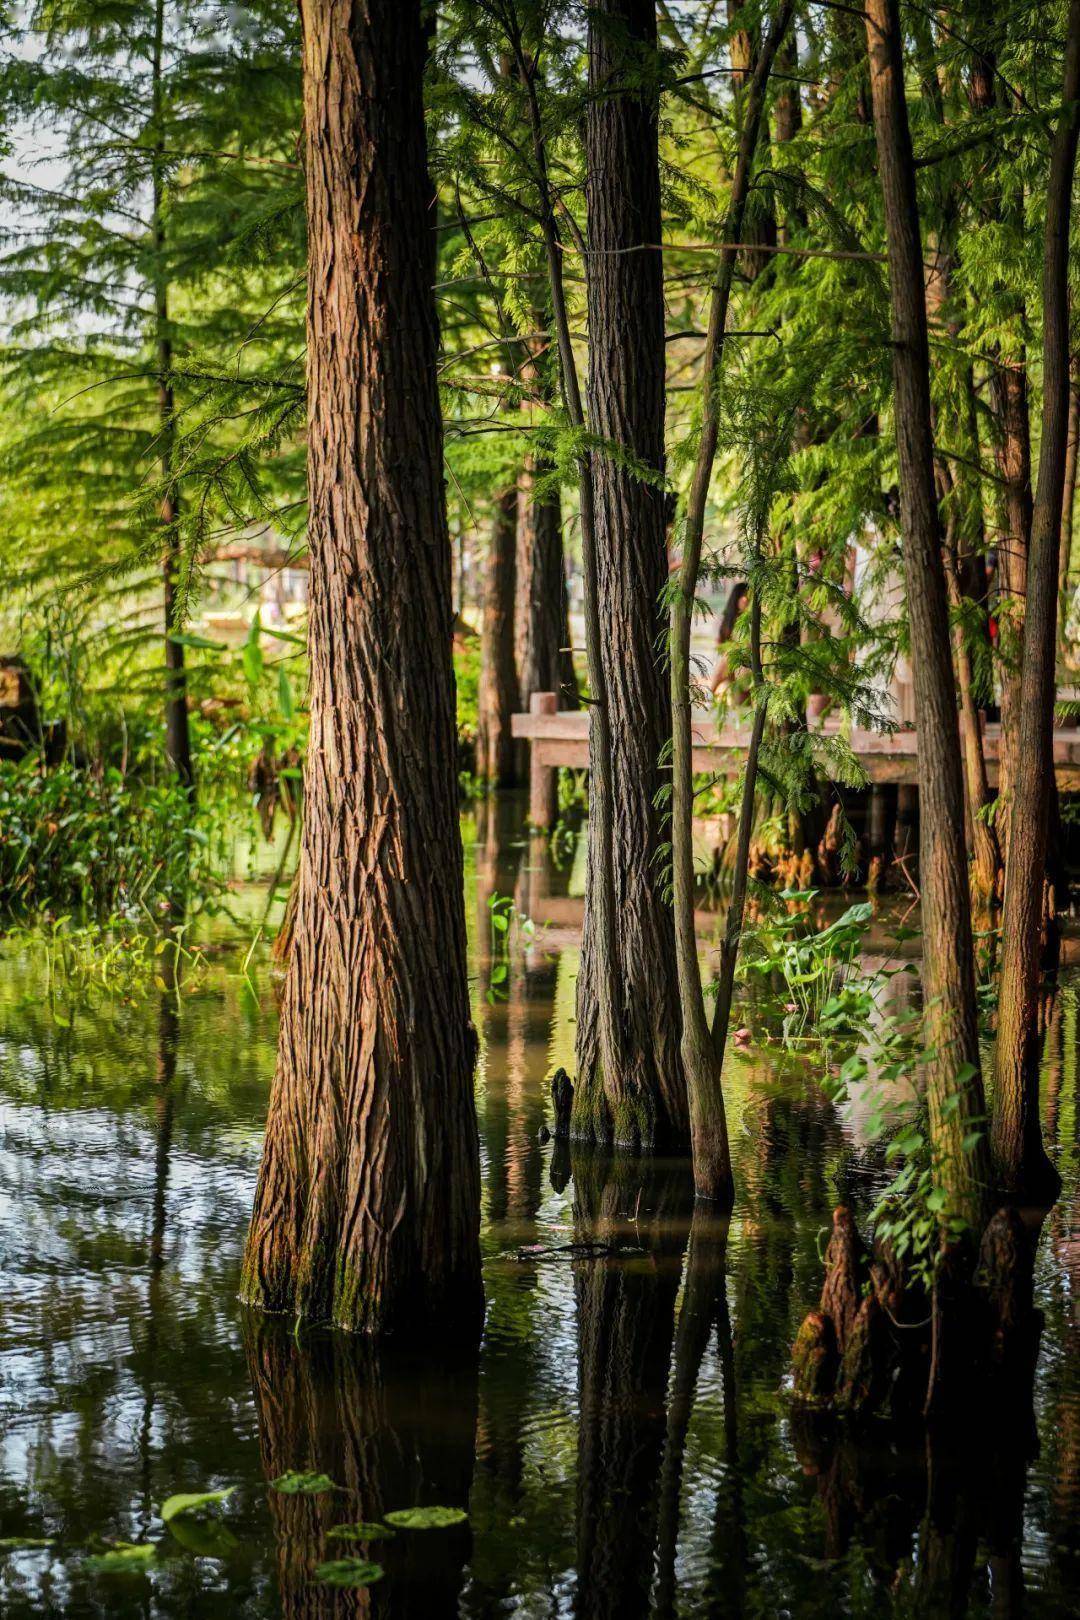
(992, 0, 1080, 1201)
(476, 484, 521, 785)
(241, 0, 482, 1336)
(864, 0, 991, 1231)
(574, 0, 688, 1151)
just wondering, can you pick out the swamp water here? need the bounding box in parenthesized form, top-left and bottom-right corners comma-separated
(0, 797, 1077, 1618)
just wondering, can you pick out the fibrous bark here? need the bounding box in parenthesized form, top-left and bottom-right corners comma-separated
(992, 0, 1080, 1202)
(241, 0, 482, 1336)
(864, 0, 991, 1231)
(574, 0, 688, 1151)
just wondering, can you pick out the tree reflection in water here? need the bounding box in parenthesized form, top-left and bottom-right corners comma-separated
(244, 1322, 478, 1620)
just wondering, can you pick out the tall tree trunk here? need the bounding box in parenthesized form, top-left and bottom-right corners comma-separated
(516, 339, 579, 712)
(516, 461, 577, 708)
(669, 1, 793, 1205)
(241, 0, 482, 1336)
(476, 484, 521, 785)
(513, 23, 624, 1116)
(151, 0, 193, 795)
(915, 24, 1001, 909)
(992, 0, 1080, 1202)
(1059, 360, 1080, 641)
(572, 0, 688, 1151)
(966, 8, 1033, 843)
(864, 0, 991, 1232)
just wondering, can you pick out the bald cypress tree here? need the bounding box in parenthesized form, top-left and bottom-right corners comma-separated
(241, 0, 483, 1336)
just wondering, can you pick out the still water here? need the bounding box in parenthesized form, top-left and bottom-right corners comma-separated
(0, 798, 1077, 1617)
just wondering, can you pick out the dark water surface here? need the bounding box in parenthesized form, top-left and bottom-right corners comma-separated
(0, 798, 1077, 1617)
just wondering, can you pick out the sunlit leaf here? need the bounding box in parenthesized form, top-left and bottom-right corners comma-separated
(160, 1488, 235, 1523)
(84, 1542, 156, 1573)
(384, 1505, 468, 1530)
(271, 1471, 336, 1495)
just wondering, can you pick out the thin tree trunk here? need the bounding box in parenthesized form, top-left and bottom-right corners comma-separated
(1059, 361, 1080, 641)
(915, 29, 1001, 909)
(864, 0, 991, 1233)
(516, 332, 579, 712)
(241, 0, 482, 1336)
(573, 0, 688, 1151)
(511, 16, 624, 1104)
(944, 512, 1000, 909)
(966, 10, 1033, 845)
(476, 483, 521, 785)
(992, 0, 1080, 1202)
(669, 0, 793, 1205)
(151, 0, 193, 795)
(516, 457, 578, 709)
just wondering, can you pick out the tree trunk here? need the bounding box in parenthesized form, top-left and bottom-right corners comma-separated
(966, 13, 1033, 843)
(992, 0, 1080, 1202)
(573, 0, 688, 1151)
(516, 459, 577, 710)
(241, 0, 483, 1337)
(864, 0, 991, 1233)
(1059, 360, 1080, 641)
(152, 0, 193, 796)
(515, 33, 625, 1112)
(669, 1, 793, 1205)
(476, 484, 521, 785)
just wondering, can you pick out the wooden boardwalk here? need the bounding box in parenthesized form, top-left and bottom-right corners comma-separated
(511, 691, 1080, 825)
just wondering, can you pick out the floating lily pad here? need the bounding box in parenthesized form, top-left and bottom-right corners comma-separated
(384, 1505, 468, 1530)
(160, 1488, 234, 1524)
(84, 1542, 156, 1574)
(270, 1471, 336, 1495)
(165, 1515, 240, 1559)
(326, 1522, 395, 1542)
(314, 1556, 384, 1588)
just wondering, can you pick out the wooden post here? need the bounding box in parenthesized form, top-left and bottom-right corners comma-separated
(529, 691, 558, 828)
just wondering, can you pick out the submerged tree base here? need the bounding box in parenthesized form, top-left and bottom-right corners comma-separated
(791, 1204, 1044, 1424)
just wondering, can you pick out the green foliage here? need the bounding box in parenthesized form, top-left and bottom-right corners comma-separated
(0, 756, 218, 919)
(325, 1522, 396, 1543)
(159, 1488, 234, 1524)
(383, 1505, 469, 1530)
(270, 1470, 336, 1496)
(314, 1557, 385, 1588)
(739, 896, 873, 1033)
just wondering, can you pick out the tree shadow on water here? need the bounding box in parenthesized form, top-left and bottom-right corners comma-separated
(243, 1318, 478, 1620)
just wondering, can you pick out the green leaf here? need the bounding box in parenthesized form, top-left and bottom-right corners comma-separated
(166, 1515, 240, 1559)
(277, 666, 295, 721)
(271, 1471, 336, 1496)
(326, 1522, 395, 1542)
(961, 1130, 984, 1154)
(315, 1557, 385, 1588)
(384, 1505, 468, 1530)
(159, 1488, 234, 1523)
(0, 1537, 53, 1550)
(84, 1542, 156, 1574)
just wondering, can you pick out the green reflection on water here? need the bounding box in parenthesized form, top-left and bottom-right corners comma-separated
(0, 796, 1076, 1618)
